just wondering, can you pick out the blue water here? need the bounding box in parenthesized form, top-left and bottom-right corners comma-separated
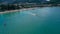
(0, 7, 60, 34)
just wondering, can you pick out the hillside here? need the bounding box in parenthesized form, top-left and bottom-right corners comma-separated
(0, 0, 60, 4)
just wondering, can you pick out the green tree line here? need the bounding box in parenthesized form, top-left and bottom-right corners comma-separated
(0, 4, 20, 12)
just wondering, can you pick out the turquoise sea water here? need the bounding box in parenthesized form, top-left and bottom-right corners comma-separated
(0, 7, 60, 34)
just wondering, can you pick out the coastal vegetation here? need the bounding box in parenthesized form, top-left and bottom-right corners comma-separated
(0, 0, 60, 12)
(0, 4, 20, 11)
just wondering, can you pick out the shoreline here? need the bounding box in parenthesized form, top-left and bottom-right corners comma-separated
(0, 7, 37, 14)
(0, 6, 60, 14)
(0, 10, 20, 14)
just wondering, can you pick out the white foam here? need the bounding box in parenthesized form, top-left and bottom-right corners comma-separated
(27, 12, 36, 16)
(31, 14, 36, 16)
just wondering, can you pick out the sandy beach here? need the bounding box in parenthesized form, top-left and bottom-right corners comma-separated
(0, 7, 37, 14)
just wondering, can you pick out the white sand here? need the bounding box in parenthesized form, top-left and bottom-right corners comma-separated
(0, 7, 37, 14)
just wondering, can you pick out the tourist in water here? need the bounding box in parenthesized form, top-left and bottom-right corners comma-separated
(3, 21, 7, 27)
(4, 23, 6, 26)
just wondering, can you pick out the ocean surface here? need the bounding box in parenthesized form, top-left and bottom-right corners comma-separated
(0, 7, 60, 34)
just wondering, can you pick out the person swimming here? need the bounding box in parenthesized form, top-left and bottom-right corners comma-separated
(4, 23, 6, 26)
(3, 21, 7, 27)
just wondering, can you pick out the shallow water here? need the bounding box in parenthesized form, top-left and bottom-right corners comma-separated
(0, 7, 60, 34)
